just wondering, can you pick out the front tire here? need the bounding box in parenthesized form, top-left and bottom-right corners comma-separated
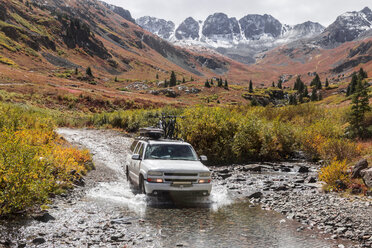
(125, 167, 130, 180)
(139, 175, 146, 195)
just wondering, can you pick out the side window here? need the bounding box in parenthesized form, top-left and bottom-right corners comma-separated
(138, 144, 145, 158)
(134, 142, 142, 154)
(130, 141, 138, 152)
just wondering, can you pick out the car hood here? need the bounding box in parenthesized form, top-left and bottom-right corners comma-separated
(143, 160, 209, 172)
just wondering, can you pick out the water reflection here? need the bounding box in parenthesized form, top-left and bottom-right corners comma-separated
(144, 202, 343, 248)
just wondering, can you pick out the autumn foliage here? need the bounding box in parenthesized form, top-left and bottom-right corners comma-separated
(0, 103, 91, 215)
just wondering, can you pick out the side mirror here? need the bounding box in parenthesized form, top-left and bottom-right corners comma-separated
(132, 154, 141, 160)
(200, 155, 208, 162)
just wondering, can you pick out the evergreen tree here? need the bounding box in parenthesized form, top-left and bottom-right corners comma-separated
(349, 80, 371, 138)
(249, 80, 253, 93)
(156, 74, 159, 80)
(347, 73, 358, 96)
(190, 76, 194, 81)
(289, 95, 297, 105)
(358, 67, 368, 80)
(224, 79, 228, 89)
(205, 80, 211, 88)
(299, 93, 304, 103)
(277, 79, 283, 89)
(169, 71, 177, 87)
(346, 84, 351, 96)
(210, 79, 214, 85)
(75, 67, 79, 75)
(311, 87, 318, 101)
(86, 67, 93, 77)
(316, 80, 322, 90)
(218, 78, 223, 87)
(114, 76, 118, 82)
(272, 82, 275, 87)
(303, 86, 309, 98)
(182, 77, 186, 84)
(325, 78, 329, 88)
(310, 73, 321, 88)
(294, 76, 305, 94)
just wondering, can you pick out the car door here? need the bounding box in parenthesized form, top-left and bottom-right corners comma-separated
(133, 142, 145, 184)
(129, 141, 141, 181)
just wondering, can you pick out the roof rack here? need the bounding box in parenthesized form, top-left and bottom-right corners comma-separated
(137, 114, 185, 141)
(139, 127, 164, 140)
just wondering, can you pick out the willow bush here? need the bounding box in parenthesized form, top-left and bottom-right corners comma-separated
(89, 104, 362, 164)
(0, 103, 91, 215)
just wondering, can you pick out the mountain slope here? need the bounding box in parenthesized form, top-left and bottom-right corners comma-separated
(0, 0, 371, 109)
(315, 7, 372, 47)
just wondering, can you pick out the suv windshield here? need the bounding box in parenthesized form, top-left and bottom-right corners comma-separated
(144, 144, 198, 161)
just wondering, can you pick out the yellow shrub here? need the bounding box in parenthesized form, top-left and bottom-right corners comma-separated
(0, 102, 92, 215)
(319, 159, 350, 190)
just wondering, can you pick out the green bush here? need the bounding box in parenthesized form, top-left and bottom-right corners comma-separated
(87, 103, 362, 165)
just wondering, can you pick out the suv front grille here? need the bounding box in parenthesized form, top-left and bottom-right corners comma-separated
(164, 179, 197, 183)
(164, 173, 198, 176)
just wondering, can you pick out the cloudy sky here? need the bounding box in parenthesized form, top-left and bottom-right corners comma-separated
(103, 0, 370, 26)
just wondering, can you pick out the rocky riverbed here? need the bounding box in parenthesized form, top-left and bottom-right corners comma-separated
(211, 163, 372, 248)
(0, 129, 370, 248)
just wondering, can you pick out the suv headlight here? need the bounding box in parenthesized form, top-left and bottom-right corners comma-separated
(199, 172, 211, 177)
(148, 171, 163, 176)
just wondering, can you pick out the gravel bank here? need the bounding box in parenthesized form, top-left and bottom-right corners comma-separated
(211, 163, 372, 248)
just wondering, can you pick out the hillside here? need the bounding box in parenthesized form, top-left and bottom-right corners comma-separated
(0, 0, 256, 109)
(0, 0, 371, 109)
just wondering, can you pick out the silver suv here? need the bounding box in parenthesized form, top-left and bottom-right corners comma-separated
(126, 138, 212, 196)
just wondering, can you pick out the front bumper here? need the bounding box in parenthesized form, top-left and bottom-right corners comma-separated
(144, 181, 212, 196)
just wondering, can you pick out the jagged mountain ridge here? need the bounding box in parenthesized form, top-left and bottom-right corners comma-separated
(315, 7, 372, 47)
(136, 7, 372, 65)
(136, 12, 325, 64)
(136, 13, 325, 47)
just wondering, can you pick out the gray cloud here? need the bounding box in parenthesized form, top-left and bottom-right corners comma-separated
(103, 0, 371, 26)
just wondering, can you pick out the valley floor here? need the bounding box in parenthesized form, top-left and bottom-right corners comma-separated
(0, 129, 370, 248)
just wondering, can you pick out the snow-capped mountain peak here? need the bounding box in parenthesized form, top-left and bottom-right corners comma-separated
(136, 16, 175, 39)
(135, 7, 371, 64)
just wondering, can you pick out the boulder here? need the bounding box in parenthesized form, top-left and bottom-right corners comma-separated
(361, 168, 372, 188)
(351, 159, 368, 178)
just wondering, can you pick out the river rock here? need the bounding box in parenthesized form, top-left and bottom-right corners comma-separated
(281, 167, 291, 172)
(32, 238, 46, 245)
(248, 192, 263, 199)
(298, 166, 309, 173)
(361, 168, 372, 188)
(218, 173, 232, 179)
(243, 165, 262, 172)
(295, 179, 305, 184)
(307, 177, 317, 183)
(33, 212, 56, 223)
(273, 185, 288, 191)
(352, 159, 368, 179)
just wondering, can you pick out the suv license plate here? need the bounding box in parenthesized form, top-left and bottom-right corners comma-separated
(172, 182, 192, 187)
